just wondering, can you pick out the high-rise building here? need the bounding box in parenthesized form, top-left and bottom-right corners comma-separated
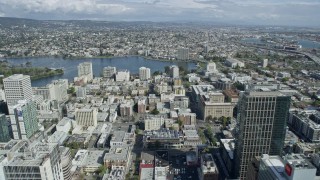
(139, 67, 151, 81)
(170, 65, 179, 78)
(3, 74, 32, 105)
(177, 48, 189, 60)
(103, 66, 116, 78)
(262, 59, 268, 68)
(116, 70, 130, 82)
(60, 147, 72, 180)
(75, 108, 98, 127)
(234, 91, 291, 179)
(48, 79, 68, 102)
(1, 141, 64, 180)
(78, 62, 93, 81)
(9, 100, 39, 140)
(0, 114, 10, 142)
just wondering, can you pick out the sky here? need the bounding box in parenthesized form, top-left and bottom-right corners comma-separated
(0, 0, 319, 27)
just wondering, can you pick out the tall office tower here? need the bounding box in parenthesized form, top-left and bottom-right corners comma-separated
(9, 100, 39, 140)
(1, 141, 64, 180)
(3, 74, 32, 105)
(78, 62, 93, 81)
(139, 67, 151, 81)
(234, 91, 291, 179)
(103, 66, 116, 78)
(170, 65, 179, 78)
(177, 48, 189, 60)
(60, 147, 72, 180)
(0, 114, 10, 142)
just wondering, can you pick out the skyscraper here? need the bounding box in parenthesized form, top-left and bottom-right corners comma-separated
(234, 90, 291, 179)
(139, 67, 151, 81)
(3, 74, 32, 105)
(78, 62, 93, 81)
(0, 114, 10, 142)
(170, 65, 179, 78)
(9, 100, 39, 140)
(177, 48, 189, 60)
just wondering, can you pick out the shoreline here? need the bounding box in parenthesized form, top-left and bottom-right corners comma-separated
(0, 55, 199, 64)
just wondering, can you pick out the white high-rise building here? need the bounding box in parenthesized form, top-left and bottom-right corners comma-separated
(116, 70, 130, 82)
(103, 66, 116, 78)
(48, 79, 68, 102)
(3, 74, 32, 105)
(139, 67, 151, 81)
(78, 62, 93, 81)
(170, 65, 179, 78)
(75, 108, 98, 127)
(262, 59, 268, 68)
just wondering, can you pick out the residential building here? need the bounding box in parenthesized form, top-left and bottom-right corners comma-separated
(138, 97, 147, 114)
(3, 74, 32, 105)
(262, 59, 268, 68)
(170, 65, 179, 78)
(116, 70, 130, 82)
(144, 116, 165, 131)
(177, 48, 189, 60)
(78, 62, 93, 81)
(139, 67, 151, 81)
(103, 66, 116, 78)
(120, 101, 133, 117)
(9, 100, 39, 140)
(104, 145, 131, 170)
(234, 90, 291, 179)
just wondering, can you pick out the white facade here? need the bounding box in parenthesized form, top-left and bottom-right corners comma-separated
(103, 66, 116, 78)
(207, 62, 217, 72)
(139, 67, 151, 81)
(76, 86, 87, 98)
(75, 108, 98, 127)
(56, 117, 72, 133)
(3, 74, 32, 105)
(78, 62, 93, 81)
(262, 59, 268, 68)
(116, 70, 130, 82)
(170, 65, 179, 78)
(225, 58, 245, 68)
(48, 79, 68, 102)
(144, 117, 165, 131)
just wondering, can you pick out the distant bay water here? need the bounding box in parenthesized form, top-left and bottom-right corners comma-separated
(242, 38, 320, 49)
(4, 56, 196, 87)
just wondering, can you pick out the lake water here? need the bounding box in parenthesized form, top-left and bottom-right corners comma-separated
(4, 56, 196, 87)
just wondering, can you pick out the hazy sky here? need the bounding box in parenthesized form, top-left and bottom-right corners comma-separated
(0, 0, 319, 26)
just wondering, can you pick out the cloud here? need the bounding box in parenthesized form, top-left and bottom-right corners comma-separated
(0, 0, 319, 26)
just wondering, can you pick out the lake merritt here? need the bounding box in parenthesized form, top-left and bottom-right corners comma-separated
(4, 56, 196, 87)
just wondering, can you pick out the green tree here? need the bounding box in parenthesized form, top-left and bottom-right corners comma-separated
(155, 140, 161, 149)
(150, 108, 160, 115)
(164, 66, 170, 74)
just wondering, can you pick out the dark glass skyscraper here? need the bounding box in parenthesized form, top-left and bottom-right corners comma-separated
(234, 91, 291, 179)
